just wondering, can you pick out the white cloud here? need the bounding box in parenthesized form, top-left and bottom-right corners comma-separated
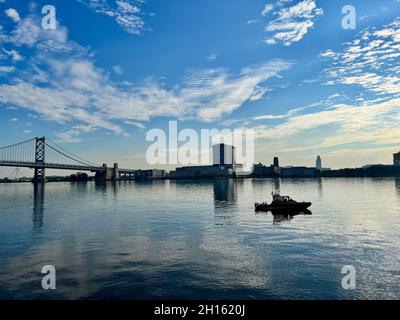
(321, 18, 400, 96)
(0, 14, 292, 140)
(2, 49, 22, 62)
(206, 53, 218, 61)
(247, 19, 259, 25)
(77, 0, 147, 35)
(277, 0, 293, 6)
(4, 15, 70, 50)
(124, 120, 145, 129)
(182, 61, 292, 122)
(0, 65, 15, 73)
(254, 98, 400, 154)
(262, 0, 323, 46)
(253, 106, 306, 120)
(5, 8, 21, 23)
(261, 4, 274, 16)
(112, 65, 123, 75)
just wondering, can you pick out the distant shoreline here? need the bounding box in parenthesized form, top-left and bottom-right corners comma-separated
(1, 175, 399, 185)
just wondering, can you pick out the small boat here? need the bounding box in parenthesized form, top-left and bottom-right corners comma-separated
(255, 193, 311, 212)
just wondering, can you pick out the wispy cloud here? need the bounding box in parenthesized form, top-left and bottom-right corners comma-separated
(0, 13, 292, 141)
(77, 0, 147, 35)
(181, 61, 292, 122)
(261, 0, 323, 46)
(124, 120, 146, 129)
(321, 18, 400, 96)
(2, 48, 23, 62)
(254, 97, 400, 155)
(112, 65, 123, 75)
(261, 4, 274, 16)
(253, 106, 308, 120)
(0, 66, 15, 73)
(206, 53, 218, 61)
(4, 8, 21, 23)
(249, 17, 400, 158)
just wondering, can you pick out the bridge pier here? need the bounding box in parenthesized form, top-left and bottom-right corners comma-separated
(94, 163, 120, 181)
(33, 167, 46, 184)
(112, 163, 119, 181)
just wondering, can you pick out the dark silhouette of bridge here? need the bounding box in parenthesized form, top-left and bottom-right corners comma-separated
(0, 137, 136, 183)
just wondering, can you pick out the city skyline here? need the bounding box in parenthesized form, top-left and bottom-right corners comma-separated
(1, 135, 399, 181)
(1, 0, 400, 178)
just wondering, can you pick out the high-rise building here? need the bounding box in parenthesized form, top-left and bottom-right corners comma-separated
(273, 157, 279, 168)
(394, 152, 400, 166)
(316, 155, 322, 170)
(213, 144, 235, 167)
(273, 157, 280, 175)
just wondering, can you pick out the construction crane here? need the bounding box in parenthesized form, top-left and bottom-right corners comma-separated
(10, 168, 20, 181)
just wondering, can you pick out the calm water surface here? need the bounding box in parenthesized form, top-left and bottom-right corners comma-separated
(0, 178, 399, 299)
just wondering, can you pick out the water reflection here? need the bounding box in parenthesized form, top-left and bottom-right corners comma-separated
(2, 177, 400, 299)
(213, 179, 236, 226)
(317, 177, 323, 198)
(271, 210, 312, 225)
(395, 178, 400, 196)
(33, 183, 45, 231)
(70, 181, 88, 194)
(94, 180, 107, 194)
(250, 178, 281, 196)
(273, 178, 280, 194)
(255, 209, 313, 224)
(213, 179, 235, 203)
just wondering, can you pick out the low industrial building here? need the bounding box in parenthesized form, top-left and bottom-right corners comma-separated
(169, 143, 236, 179)
(135, 169, 166, 180)
(169, 165, 233, 179)
(281, 167, 317, 178)
(252, 163, 276, 177)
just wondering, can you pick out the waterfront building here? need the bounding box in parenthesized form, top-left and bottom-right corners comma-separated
(273, 157, 280, 175)
(213, 143, 236, 168)
(281, 166, 317, 178)
(135, 169, 166, 180)
(273, 157, 279, 168)
(252, 163, 275, 177)
(169, 143, 237, 179)
(169, 165, 233, 179)
(394, 152, 400, 166)
(316, 155, 322, 171)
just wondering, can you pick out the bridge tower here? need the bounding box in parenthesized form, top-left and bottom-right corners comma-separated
(33, 137, 46, 183)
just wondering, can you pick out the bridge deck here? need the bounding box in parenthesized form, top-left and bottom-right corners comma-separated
(0, 161, 136, 174)
(0, 161, 103, 172)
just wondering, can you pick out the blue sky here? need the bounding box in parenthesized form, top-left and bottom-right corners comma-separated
(0, 0, 400, 175)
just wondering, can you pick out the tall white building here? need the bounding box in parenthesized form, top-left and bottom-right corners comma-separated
(213, 144, 235, 168)
(316, 155, 322, 171)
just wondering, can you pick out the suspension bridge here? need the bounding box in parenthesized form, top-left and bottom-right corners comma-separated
(0, 137, 136, 183)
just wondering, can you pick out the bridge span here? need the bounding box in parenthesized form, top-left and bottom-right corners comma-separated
(0, 137, 136, 183)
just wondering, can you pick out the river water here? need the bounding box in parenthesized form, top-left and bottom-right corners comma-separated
(0, 178, 399, 299)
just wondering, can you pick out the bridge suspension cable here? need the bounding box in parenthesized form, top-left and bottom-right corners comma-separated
(45, 143, 100, 167)
(0, 137, 101, 168)
(0, 138, 36, 163)
(44, 137, 100, 167)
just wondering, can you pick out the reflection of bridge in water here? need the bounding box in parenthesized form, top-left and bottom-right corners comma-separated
(0, 137, 136, 183)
